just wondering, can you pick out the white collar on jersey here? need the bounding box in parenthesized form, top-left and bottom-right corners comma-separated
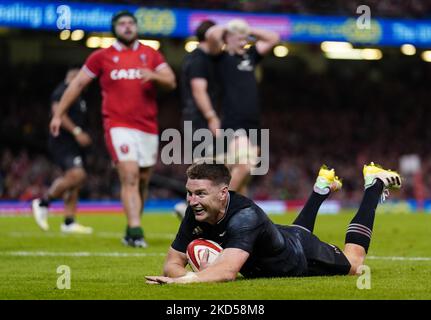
(112, 40, 140, 52)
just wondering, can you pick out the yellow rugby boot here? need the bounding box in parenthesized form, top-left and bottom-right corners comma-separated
(314, 165, 342, 194)
(363, 162, 401, 190)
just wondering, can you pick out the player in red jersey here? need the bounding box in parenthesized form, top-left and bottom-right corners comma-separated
(50, 11, 176, 247)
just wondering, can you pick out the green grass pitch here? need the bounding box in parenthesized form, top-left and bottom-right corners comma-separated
(0, 211, 430, 299)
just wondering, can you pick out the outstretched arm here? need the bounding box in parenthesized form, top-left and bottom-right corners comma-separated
(251, 28, 280, 56)
(146, 248, 249, 284)
(162, 247, 189, 278)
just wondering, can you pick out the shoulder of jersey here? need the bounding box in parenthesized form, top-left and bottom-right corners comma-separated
(228, 192, 255, 213)
(138, 42, 158, 52)
(88, 47, 111, 58)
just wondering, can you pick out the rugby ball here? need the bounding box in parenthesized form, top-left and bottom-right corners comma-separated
(186, 238, 223, 272)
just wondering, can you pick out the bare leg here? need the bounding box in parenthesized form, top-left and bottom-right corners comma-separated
(343, 180, 384, 275)
(343, 244, 367, 275)
(60, 184, 92, 233)
(37, 166, 92, 233)
(48, 167, 86, 199)
(117, 161, 141, 228)
(228, 136, 259, 196)
(139, 167, 153, 214)
(64, 187, 79, 219)
(32, 167, 86, 231)
(229, 164, 251, 195)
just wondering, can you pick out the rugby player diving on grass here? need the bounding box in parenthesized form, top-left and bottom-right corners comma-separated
(146, 162, 401, 284)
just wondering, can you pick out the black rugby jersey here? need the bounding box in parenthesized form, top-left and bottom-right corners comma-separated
(50, 81, 87, 142)
(180, 47, 217, 127)
(215, 46, 263, 131)
(172, 191, 307, 278)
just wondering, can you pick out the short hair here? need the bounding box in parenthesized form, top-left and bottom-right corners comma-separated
(186, 162, 231, 186)
(195, 20, 216, 42)
(111, 10, 137, 35)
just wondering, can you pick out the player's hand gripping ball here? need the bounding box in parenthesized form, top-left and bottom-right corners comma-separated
(186, 239, 223, 272)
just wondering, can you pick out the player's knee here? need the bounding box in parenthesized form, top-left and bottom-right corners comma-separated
(67, 168, 86, 185)
(117, 162, 140, 186)
(120, 171, 139, 187)
(78, 172, 87, 185)
(122, 175, 139, 188)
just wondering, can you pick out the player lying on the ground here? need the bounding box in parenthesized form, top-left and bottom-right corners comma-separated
(146, 162, 401, 284)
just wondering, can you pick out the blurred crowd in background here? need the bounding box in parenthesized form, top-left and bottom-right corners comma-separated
(1, 54, 431, 203)
(80, 0, 431, 18)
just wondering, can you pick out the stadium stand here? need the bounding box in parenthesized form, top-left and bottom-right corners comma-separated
(69, 0, 431, 18)
(1, 56, 430, 203)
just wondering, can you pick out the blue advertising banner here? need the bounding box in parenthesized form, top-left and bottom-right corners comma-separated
(1, 1, 431, 47)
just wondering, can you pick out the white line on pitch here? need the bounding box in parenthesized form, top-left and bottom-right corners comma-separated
(98, 232, 176, 239)
(367, 256, 431, 261)
(6, 231, 176, 239)
(0, 251, 166, 257)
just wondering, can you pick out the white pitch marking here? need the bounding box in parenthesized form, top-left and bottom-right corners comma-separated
(367, 256, 431, 261)
(0, 251, 166, 257)
(98, 232, 176, 239)
(6, 231, 176, 239)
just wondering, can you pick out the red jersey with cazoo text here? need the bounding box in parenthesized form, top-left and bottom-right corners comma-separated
(83, 41, 167, 134)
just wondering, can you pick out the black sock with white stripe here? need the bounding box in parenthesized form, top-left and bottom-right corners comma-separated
(345, 179, 384, 253)
(292, 191, 329, 233)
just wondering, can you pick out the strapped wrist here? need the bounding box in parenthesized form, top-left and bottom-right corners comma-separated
(72, 126, 83, 136)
